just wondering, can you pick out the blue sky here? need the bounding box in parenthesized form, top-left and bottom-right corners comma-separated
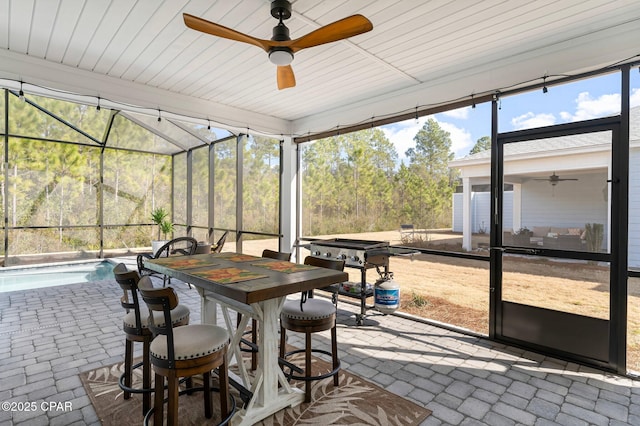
(383, 70, 640, 162)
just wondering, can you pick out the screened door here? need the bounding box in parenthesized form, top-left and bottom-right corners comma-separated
(491, 118, 625, 370)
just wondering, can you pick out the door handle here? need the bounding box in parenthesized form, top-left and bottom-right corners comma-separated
(492, 246, 540, 255)
(504, 247, 540, 255)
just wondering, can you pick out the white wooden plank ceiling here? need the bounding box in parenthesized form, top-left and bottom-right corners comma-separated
(0, 0, 638, 138)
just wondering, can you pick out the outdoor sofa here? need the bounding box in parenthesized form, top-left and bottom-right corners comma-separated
(504, 226, 585, 250)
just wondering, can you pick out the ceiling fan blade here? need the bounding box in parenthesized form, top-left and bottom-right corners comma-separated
(288, 14, 373, 52)
(533, 176, 579, 182)
(183, 13, 271, 51)
(277, 65, 296, 90)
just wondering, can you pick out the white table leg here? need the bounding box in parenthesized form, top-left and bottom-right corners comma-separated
(231, 297, 304, 426)
(198, 287, 219, 325)
(221, 303, 252, 389)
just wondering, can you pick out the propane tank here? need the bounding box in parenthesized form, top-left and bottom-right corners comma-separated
(374, 271, 400, 314)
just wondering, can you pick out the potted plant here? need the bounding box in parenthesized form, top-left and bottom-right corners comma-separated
(513, 227, 532, 246)
(150, 207, 171, 255)
(585, 223, 604, 253)
(159, 220, 174, 240)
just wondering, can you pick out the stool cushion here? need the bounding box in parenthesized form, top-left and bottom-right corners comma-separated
(281, 298, 335, 321)
(150, 324, 229, 361)
(123, 304, 190, 329)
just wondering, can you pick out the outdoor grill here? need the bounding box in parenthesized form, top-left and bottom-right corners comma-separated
(309, 238, 391, 325)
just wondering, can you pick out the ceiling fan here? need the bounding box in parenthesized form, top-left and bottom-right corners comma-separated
(533, 172, 578, 186)
(183, 0, 373, 90)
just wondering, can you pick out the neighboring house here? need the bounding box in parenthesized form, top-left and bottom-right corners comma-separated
(453, 188, 513, 234)
(450, 106, 640, 267)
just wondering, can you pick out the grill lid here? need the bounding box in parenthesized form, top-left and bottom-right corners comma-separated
(310, 238, 389, 250)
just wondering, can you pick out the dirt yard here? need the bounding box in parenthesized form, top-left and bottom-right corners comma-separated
(241, 230, 640, 372)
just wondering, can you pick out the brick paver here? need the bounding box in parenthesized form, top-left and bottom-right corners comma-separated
(0, 257, 639, 426)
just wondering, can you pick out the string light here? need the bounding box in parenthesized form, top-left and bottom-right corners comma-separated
(415, 106, 419, 123)
(494, 91, 502, 110)
(542, 76, 548, 94)
(471, 94, 476, 109)
(3, 51, 636, 140)
(207, 119, 211, 130)
(96, 96, 101, 111)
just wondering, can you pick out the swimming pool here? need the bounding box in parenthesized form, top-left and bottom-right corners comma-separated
(0, 261, 115, 293)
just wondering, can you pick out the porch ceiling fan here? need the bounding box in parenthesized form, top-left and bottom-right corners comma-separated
(183, 0, 373, 90)
(534, 172, 578, 186)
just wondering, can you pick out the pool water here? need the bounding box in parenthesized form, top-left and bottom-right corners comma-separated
(0, 261, 114, 293)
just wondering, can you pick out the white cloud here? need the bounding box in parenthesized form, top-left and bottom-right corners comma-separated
(382, 118, 423, 164)
(558, 111, 572, 121)
(511, 112, 556, 130)
(442, 107, 470, 120)
(560, 92, 621, 122)
(631, 88, 640, 108)
(438, 121, 473, 158)
(382, 116, 473, 161)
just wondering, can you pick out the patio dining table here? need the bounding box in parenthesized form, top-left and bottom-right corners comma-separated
(143, 252, 348, 426)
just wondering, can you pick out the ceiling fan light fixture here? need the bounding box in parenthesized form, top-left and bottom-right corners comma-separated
(183, 0, 372, 89)
(269, 48, 294, 65)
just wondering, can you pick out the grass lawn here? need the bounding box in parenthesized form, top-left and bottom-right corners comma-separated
(242, 230, 640, 373)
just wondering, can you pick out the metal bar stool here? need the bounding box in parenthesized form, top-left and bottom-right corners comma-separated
(136, 236, 198, 287)
(279, 256, 344, 403)
(113, 263, 190, 417)
(139, 284, 235, 426)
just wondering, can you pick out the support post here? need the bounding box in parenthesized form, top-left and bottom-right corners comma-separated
(462, 177, 472, 251)
(280, 136, 297, 261)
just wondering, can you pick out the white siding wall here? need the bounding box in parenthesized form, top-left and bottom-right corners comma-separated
(503, 193, 514, 232)
(521, 172, 608, 244)
(629, 148, 640, 268)
(453, 172, 614, 254)
(453, 192, 513, 233)
(453, 194, 462, 231)
(474, 193, 491, 234)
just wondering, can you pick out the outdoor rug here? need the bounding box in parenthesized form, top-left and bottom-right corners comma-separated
(80, 352, 431, 425)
